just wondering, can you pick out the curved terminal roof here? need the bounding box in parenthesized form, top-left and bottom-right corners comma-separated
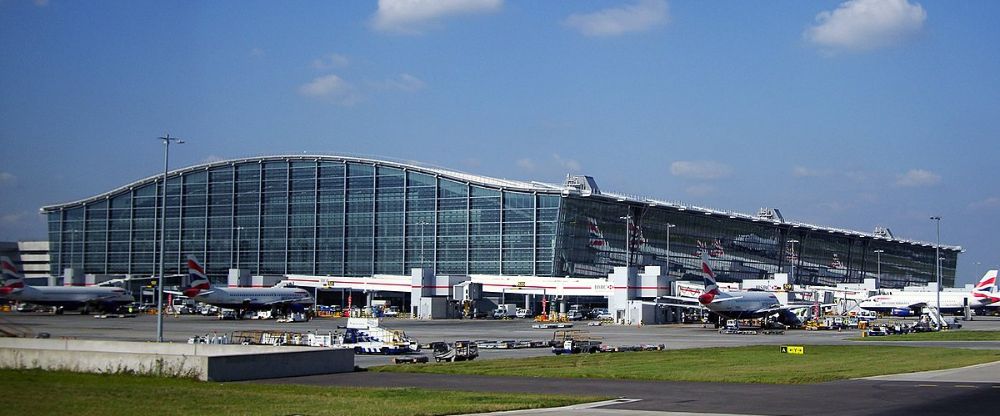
(40, 154, 961, 252)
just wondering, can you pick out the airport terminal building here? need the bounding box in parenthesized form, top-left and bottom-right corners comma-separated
(40, 155, 960, 289)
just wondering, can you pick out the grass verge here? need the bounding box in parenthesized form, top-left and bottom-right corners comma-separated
(371, 345, 1000, 384)
(0, 369, 600, 416)
(851, 330, 1000, 341)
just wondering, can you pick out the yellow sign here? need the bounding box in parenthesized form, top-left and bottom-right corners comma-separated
(516, 281, 525, 287)
(780, 345, 805, 355)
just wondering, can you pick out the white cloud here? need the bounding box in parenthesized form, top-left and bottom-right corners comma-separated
(375, 73, 426, 92)
(805, 0, 926, 52)
(516, 158, 536, 171)
(372, 0, 503, 34)
(312, 53, 350, 70)
(250, 48, 265, 58)
(33, 0, 49, 7)
(564, 0, 669, 37)
(0, 172, 15, 185)
(552, 154, 581, 172)
(670, 160, 732, 180)
(895, 169, 941, 187)
(298, 74, 360, 105)
(969, 197, 1000, 211)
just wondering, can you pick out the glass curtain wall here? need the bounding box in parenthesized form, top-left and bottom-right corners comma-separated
(45, 157, 564, 280)
(555, 197, 956, 288)
(42, 156, 958, 287)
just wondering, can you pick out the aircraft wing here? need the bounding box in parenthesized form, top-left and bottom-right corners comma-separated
(89, 293, 133, 302)
(163, 289, 214, 297)
(657, 302, 705, 310)
(784, 302, 838, 309)
(656, 296, 706, 310)
(709, 296, 744, 303)
(261, 297, 311, 306)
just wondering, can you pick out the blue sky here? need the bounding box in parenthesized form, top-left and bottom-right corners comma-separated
(1, 0, 998, 285)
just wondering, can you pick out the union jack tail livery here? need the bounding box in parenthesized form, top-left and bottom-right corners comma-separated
(183, 255, 211, 298)
(698, 252, 720, 305)
(0, 257, 25, 295)
(972, 269, 999, 304)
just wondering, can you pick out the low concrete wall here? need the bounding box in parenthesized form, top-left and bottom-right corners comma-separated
(0, 338, 354, 381)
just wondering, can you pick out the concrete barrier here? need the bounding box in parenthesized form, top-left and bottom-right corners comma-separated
(0, 338, 354, 381)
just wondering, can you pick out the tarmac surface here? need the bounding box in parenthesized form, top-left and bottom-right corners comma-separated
(3, 312, 1000, 415)
(258, 370, 1000, 416)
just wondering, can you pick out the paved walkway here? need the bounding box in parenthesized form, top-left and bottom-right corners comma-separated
(863, 360, 1000, 383)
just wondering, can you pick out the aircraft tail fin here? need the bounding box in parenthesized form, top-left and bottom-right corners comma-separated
(182, 255, 211, 297)
(972, 269, 999, 304)
(0, 257, 25, 295)
(973, 270, 996, 290)
(698, 252, 720, 305)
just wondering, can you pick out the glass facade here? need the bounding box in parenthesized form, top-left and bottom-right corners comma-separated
(554, 197, 958, 288)
(42, 156, 958, 288)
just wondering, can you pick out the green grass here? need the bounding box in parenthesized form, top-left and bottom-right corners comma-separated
(371, 345, 1000, 384)
(0, 369, 600, 416)
(852, 330, 1000, 341)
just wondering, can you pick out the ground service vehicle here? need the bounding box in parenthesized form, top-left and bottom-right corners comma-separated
(433, 340, 479, 362)
(552, 338, 602, 354)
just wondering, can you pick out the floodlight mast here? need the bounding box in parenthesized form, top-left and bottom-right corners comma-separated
(156, 134, 183, 342)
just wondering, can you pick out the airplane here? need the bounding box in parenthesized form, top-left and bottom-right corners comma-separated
(694, 252, 804, 325)
(858, 270, 999, 316)
(0, 257, 134, 314)
(173, 255, 313, 318)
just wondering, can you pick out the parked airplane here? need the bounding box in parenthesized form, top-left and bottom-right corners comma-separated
(858, 270, 999, 316)
(173, 256, 313, 317)
(694, 252, 803, 324)
(0, 257, 133, 314)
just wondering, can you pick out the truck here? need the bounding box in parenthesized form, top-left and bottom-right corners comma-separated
(493, 304, 517, 319)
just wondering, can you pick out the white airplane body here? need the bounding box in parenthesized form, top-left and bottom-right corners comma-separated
(858, 270, 998, 315)
(179, 256, 313, 312)
(695, 253, 799, 321)
(1, 257, 133, 313)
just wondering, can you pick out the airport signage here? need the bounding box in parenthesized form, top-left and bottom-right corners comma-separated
(780, 345, 804, 355)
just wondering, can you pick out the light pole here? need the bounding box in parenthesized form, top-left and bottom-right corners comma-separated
(234, 226, 244, 269)
(873, 249, 884, 289)
(930, 216, 941, 317)
(156, 134, 183, 343)
(664, 223, 675, 273)
(619, 214, 632, 269)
